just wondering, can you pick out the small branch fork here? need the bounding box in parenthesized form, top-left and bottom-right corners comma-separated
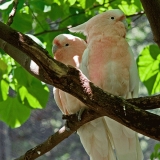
(0, 20, 160, 159)
(7, 0, 18, 26)
(3, 1, 160, 159)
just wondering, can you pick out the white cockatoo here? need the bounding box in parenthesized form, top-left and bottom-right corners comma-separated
(69, 9, 143, 160)
(52, 34, 116, 160)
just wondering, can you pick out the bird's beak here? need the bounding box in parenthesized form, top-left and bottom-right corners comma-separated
(52, 44, 58, 54)
(118, 15, 128, 30)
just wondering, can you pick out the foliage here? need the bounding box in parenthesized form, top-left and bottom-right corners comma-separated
(0, 0, 159, 159)
(137, 45, 160, 95)
(0, 0, 159, 135)
(150, 143, 160, 160)
(0, 0, 145, 128)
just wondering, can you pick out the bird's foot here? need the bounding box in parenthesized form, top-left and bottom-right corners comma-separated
(62, 115, 71, 131)
(76, 108, 86, 121)
(65, 120, 70, 131)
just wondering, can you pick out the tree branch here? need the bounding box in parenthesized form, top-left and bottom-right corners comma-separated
(140, 0, 160, 46)
(1, 34, 160, 112)
(34, 3, 144, 36)
(0, 21, 160, 141)
(0, 21, 159, 110)
(14, 110, 99, 160)
(0, 38, 49, 84)
(34, 11, 145, 36)
(14, 98, 160, 160)
(13, 94, 160, 160)
(127, 95, 160, 110)
(7, 0, 18, 26)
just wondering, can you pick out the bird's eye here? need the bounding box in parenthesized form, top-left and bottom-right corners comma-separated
(65, 43, 69, 46)
(110, 17, 115, 20)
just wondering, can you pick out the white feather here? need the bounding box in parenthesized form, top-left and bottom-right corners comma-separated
(69, 22, 87, 35)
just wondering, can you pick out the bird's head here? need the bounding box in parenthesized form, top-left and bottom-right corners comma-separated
(52, 34, 86, 67)
(69, 9, 128, 37)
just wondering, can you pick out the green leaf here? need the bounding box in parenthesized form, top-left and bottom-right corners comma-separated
(78, 0, 95, 9)
(0, 59, 8, 71)
(18, 81, 49, 109)
(154, 143, 160, 154)
(119, 1, 140, 15)
(14, 67, 32, 86)
(14, 67, 49, 109)
(68, 0, 77, 5)
(11, 7, 33, 33)
(137, 44, 160, 95)
(0, 97, 31, 128)
(44, 5, 51, 12)
(150, 143, 160, 159)
(96, 0, 104, 5)
(0, 79, 9, 101)
(150, 153, 155, 160)
(108, 0, 143, 15)
(26, 80, 49, 109)
(20, 6, 29, 14)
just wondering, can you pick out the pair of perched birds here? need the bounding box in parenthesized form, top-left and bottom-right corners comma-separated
(52, 9, 143, 160)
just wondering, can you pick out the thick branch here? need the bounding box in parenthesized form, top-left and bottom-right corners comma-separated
(1, 40, 160, 111)
(0, 21, 160, 141)
(14, 94, 160, 160)
(14, 110, 99, 160)
(13, 93, 160, 160)
(1, 35, 158, 111)
(14, 126, 74, 160)
(140, 0, 160, 46)
(0, 38, 49, 84)
(13, 99, 160, 160)
(0, 23, 159, 111)
(127, 95, 160, 110)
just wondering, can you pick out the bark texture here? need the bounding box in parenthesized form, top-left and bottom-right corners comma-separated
(140, 0, 160, 46)
(0, 3, 160, 158)
(0, 21, 160, 141)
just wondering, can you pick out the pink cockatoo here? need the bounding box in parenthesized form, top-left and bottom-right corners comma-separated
(52, 34, 116, 160)
(69, 9, 143, 160)
(52, 34, 86, 114)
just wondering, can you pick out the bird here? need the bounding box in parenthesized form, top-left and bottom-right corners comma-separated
(52, 34, 86, 115)
(52, 34, 116, 160)
(69, 9, 143, 160)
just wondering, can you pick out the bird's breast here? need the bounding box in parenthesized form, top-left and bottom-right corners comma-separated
(88, 37, 131, 96)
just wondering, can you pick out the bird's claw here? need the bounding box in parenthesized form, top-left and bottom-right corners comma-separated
(76, 108, 85, 121)
(62, 115, 71, 131)
(65, 120, 70, 131)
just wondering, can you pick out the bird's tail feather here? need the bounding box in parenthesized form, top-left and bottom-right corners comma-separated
(77, 117, 116, 160)
(104, 117, 143, 160)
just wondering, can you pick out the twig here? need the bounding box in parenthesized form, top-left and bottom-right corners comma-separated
(14, 126, 74, 160)
(34, 0, 115, 36)
(14, 109, 98, 160)
(50, 0, 114, 25)
(34, 10, 145, 36)
(128, 12, 145, 29)
(27, 4, 45, 31)
(126, 11, 145, 18)
(0, 37, 159, 111)
(7, 0, 18, 26)
(0, 19, 160, 160)
(1, 21, 160, 140)
(14, 95, 160, 160)
(34, 27, 69, 36)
